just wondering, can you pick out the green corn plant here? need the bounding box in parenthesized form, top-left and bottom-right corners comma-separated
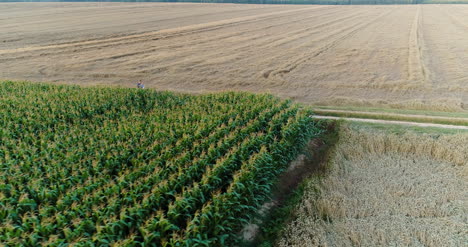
(0, 81, 321, 245)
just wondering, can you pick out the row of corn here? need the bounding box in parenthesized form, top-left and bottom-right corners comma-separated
(0, 81, 322, 246)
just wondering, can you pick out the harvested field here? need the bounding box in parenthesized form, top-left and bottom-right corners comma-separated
(278, 125, 468, 246)
(1, 3, 468, 110)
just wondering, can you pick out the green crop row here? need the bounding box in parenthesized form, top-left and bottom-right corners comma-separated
(0, 81, 322, 246)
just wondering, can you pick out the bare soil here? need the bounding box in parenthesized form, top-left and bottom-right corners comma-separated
(1, 3, 468, 110)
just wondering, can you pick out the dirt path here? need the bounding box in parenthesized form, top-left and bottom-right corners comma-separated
(314, 108, 468, 120)
(312, 115, 468, 130)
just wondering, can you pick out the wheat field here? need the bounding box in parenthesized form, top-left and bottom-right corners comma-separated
(278, 125, 468, 246)
(1, 3, 468, 110)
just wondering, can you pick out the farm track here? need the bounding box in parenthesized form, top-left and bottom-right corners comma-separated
(1, 3, 468, 110)
(312, 115, 468, 130)
(312, 108, 468, 129)
(314, 109, 468, 121)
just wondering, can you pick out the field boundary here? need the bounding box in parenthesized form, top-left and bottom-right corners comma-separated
(312, 115, 468, 130)
(313, 108, 468, 126)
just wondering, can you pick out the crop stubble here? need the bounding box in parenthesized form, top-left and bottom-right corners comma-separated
(1, 3, 468, 110)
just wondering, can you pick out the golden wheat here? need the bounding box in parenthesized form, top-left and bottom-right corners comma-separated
(278, 125, 468, 247)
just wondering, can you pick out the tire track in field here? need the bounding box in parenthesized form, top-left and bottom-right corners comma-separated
(258, 10, 365, 50)
(0, 6, 325, 56)
(166, 10, 368, 75)
(10, 7, 349, 80)
(256, 8, 376, 80)
(114, 7, 367, 81)
(77, 7, 318, 52)
(0, 6, 331, 63)
(268, 8, 392, 79)
(0, 4, 285, 49)
(61, 7, 365, 78)
(407, 5, 430, 84)
(264, 7, 394, 80)
(63, 7, 343, 66)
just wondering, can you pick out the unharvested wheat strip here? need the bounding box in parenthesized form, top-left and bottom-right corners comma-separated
(312, 115, 468, 130)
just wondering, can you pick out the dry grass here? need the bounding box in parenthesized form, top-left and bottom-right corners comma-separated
(278, 125, 468, 246)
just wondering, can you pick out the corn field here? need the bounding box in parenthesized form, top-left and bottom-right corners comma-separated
(0, 81, 322, 246)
